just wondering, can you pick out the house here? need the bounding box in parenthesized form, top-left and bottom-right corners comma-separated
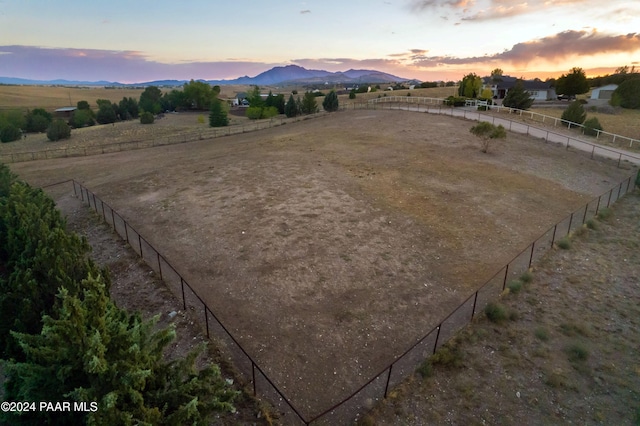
(482, 76, 556, 101)
(590, 84, 618, 100)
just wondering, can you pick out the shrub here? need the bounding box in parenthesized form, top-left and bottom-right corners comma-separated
(583, 117, 603, 136)
(502, 81, 534, 110)
(507, 280, 523, 294)
(0, 124, 22, 143)
(417, 359, 433, 378)
(139, 111, 155, 124)
(46, 119, 71, 141)
(245, 106, 263, 120)
(611, 78, 640, 109)
(520, 271, 533, 283)
(534, 327, 550, 342)
(25, 109, 52, 133)
(444, 96, 466, 107)
(561, 100, 586, 126)
(431, 343, 464, 368)
(586, 219, 598, 230)
(485, 302, 508, 323)
(349, 89, 356, 99)
(70, 109, 95, 128)
(565, 342, 589, 362)
(597, 207, 612, 220)
(557, 237, 571, 250)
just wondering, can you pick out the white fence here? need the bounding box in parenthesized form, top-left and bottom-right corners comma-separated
(368, 96, 640, 149)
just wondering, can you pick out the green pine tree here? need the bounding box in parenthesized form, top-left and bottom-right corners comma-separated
(3, 275, 238, 425)
(322, 90, 339, 112)
(284, 94, 298, 118)
(561, 100, 587, 127)
(502, 81, 534, 110)
(209, 99, 228, 127)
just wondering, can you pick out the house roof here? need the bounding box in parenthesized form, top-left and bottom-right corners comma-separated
(483, 76, 553, 91)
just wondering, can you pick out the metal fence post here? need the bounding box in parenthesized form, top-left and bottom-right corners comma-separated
(157, 253, 163, 280)
(138, 234, 143, 258)
(180, 278, 187, 310)
(433, 325, 441, 354)
(607, 189, 613, 208)
(528, 242, 535, 268)
(502, 264, 509, 290)
(204, 302, 210, 338)
(471, 292, 479, 320)
(582, 203, 588, 224)
(384, 365, 393, 398)
(566, 213, 574, 236)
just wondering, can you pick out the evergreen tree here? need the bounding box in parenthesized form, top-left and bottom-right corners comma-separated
(0, 181, 104, 359)
(3, 276, 238, 425)
(502, 81, 534, 110)
(561, 100, 587, 127)
(209, 99, 228, 127)
(284, 94, 298, 118)
(139, 86, 163, 114)
(322, 90, 339, 112)
(301, 92, 318, 114)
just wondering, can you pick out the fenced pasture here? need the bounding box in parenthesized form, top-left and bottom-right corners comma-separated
(12, 109, 637, 424)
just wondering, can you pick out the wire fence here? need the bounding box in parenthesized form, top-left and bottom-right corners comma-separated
(361, 96, 640, 157)
(69, 167, 636, 424)
(0, 113, 328, 164)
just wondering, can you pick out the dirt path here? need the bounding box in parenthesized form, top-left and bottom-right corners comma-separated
(367, 190, 640, 425)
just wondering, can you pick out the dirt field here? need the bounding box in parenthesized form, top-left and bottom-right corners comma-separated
(8, 109, 635, 421)
(368, 191, 640, 425)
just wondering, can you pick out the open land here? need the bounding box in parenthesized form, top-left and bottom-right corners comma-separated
(7, 108, 635, 421)
(368, 191, 640, 425)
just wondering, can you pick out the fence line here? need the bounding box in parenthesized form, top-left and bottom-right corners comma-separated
(70, 180, 308, 425)
(349, 98, 640, 167)
(68, 167, 637, 424)
(365, 96, 640, 150)
(0, 113, 329, 164)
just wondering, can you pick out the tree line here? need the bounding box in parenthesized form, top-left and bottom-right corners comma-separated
(0, 165, 238, 425)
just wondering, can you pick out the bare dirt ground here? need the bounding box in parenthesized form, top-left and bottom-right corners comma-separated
(42, 184, 270, 425)
(9, 109, 635, 422)
(367, 190, 640, 425)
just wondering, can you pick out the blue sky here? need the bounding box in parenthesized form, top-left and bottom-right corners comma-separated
(1, 0, 639, 83)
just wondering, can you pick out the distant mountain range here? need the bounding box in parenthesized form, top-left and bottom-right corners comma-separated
(0, 65, 414, 87)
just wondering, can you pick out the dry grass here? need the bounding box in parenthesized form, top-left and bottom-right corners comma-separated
(531, 107, 640, 142)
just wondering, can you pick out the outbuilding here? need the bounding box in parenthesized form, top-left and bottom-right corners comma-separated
(590, 84, 618, 100)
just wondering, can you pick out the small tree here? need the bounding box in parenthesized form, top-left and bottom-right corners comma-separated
(46, 119, 71, 141)
(139, 111, 155, 124)
(209, 99, 228, 127)
(555, 67, 589, 98)
(25, 108, 52, 133)
(459, 73, 482, 98)
(301, 92, 318, 114)
(284, 94, 298, 118)
(561, 100, 586, 127)
(583, 117, 603, 136)
(95, 100, 117, 124)
(470, 122, 506, 153)
(502, 81, 534, 110)
(349, 89, 356, 99)
(139, 86, 163, 114)
(71, 109, 95, 128)
(322, 90, 339, 112)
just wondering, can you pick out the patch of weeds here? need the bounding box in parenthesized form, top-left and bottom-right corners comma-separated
(416, 359, 433, 378)
(508, 310, 520, 321)
(565, 342, 589, 362)
(586, 218, 598, 230)
(485, 302, 508, 323)
(545, 370, 569, 388)
(557, 237, 571, 250)
(532, 346, 550, 358)
(573, 226, 588, 237)
(358, 415, 376, 426)
(431, 342, 465, 369)
(507, 279, 523, 294)
(559, 322, 590, 337)
(520, 270, 533, 283)
(340, 253, 352, 262)
(534, 327, 550, 341)
(596, 207, 612, 221)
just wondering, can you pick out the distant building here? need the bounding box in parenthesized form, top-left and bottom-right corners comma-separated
(590, 84, 618, 100)
(54, 106, 77, 118)
(482, 76, 556, 101)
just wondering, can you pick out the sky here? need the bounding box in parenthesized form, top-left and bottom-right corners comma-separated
(0, 0, 639, 83)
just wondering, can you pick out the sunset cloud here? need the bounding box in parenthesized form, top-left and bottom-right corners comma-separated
(408, 30, 640, 68)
